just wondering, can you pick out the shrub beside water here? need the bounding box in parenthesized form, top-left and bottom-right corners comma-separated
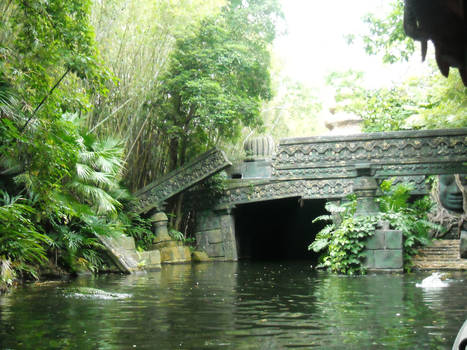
(310, 180, 437, 274)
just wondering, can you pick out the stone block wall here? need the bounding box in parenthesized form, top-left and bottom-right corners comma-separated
(195, 209, 238, 261)
(364, 230, 403, 271)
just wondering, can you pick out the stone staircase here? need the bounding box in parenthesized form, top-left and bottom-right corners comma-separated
(98, 234, 161, 273)
(412, 239, 467, 270)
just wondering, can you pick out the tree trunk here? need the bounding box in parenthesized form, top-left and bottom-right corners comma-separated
(168, 137, 179, 171)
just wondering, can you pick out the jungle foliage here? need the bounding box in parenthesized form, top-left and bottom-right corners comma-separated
(0, 0, 121, 283)
(309, 180, 435, 274)
(332, 0, 467, 132)
(327, 68, 467, 132)
(87, 0, 281, 232)
(87, 0, 281, 189)
(0, 0, 281, 286)
(87, 0, 227, 190)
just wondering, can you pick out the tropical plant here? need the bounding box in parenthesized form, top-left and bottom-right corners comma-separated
(120, 211, 155, 251)
(46, 125, 128, 272)
(69, 131, 126, 215)
(310, 180, 435, 274)
(47, 219, 105, 273)
(0, 190, 51, 279)
(309, 197, 378, 275)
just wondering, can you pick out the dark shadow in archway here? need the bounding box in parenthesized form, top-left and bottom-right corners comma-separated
(234, 198, 328, 262)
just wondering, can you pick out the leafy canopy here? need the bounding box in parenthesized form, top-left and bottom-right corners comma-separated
(155, 0, 282, 166)
(334, 0, 466, 132)
(358, 0, 415, 64)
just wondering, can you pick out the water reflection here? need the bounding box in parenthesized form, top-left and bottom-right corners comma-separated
(0, 263, 466, 349)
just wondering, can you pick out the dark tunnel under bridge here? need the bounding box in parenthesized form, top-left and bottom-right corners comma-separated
(234, 198, 328, 262)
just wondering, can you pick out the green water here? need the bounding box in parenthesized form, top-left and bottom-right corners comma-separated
(1, 262, 466, 349)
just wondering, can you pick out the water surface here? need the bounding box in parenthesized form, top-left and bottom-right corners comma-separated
(1, 262, 466, 349)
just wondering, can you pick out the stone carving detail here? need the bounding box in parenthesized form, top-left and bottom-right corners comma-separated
(217, 179, 354, 206)
(273, 129, 467, 179)
(133, 149, 231, 213)
(273, 167, 354, 179)
(376, 163, 467, 177)
(244, 135, 275, 160)
(137, 129, 467, 213)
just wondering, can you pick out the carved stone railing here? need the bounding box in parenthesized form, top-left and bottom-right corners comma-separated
(273, 128, 467, 179)
(199, 129, 467, 209)
(133, 148, 231, 213)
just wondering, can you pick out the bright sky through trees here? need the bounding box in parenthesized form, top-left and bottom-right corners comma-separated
(274, 0, 428, 92)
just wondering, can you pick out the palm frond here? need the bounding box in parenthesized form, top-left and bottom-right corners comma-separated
(69, 181, 120, 214)
(13, 172, 34, 192)
(91, 138, 125, 175)
(75, 163, 94, 181)
(89, 171, 114, 188)
(0, 76, 22, 120)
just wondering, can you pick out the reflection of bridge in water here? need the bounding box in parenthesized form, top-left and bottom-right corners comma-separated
(129, 128, 467, 271)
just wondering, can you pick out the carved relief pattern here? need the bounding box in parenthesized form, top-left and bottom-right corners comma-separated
(273, 167, 354, 179)
(133, 149, 231, 213)
(217, 179, 354, 206)
(376, 163, 467, 177)
(273, 133, 467, 179)
(136, 130, 466, 211)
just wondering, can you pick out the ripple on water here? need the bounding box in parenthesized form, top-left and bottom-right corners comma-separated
(1, 265, 466, 350)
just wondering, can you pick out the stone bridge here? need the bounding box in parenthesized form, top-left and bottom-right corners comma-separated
(189, 128, 467, 268)
(110, 128, 466, 273)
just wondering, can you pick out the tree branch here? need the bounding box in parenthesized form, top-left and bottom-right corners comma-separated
(19, 67, 70, 133)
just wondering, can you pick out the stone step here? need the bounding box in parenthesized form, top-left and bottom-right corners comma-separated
(416, 253, 459, 258)
(418, 259, 460, 262)
(416, 259, 460, 264)
(419, 249, 458, 253)
(417, 247, 459, 252)
(98, 234, 161, 273)
(420, 249, 458, 253)
(412, 239, 467, 270)
(425, 244, 459, 249)
(430, 240, 459, 244)
(423, 243, 459, 247)
(422, 246, 459, 251)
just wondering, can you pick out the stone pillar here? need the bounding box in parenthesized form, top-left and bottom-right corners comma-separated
(240, 135, 275, 179)
(352, 164, 404, 271)
(218, 208, 238, 261)
(195, 209, 220, 256)
(352, 163, 379, 216)
(151, 212, 191, 264)
(151, 212, 173, 247)
(194, 208, 238, 261)
(364, 229, 403, 272)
